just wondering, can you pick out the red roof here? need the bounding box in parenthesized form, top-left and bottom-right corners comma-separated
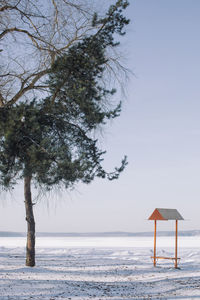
(148, 208, 184, 220)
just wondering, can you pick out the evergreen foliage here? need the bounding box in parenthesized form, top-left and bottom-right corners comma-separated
(0, 98, 127, 190)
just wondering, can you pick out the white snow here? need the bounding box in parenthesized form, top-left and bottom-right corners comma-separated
(0, 236, 200, 299)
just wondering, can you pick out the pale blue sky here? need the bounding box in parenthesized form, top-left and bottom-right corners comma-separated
(0, 0, 200, 233)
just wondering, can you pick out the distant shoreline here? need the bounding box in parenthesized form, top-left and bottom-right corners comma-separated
(0, 230, 200, 238)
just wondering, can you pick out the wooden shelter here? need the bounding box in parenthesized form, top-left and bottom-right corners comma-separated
(148, 208, 184, 268)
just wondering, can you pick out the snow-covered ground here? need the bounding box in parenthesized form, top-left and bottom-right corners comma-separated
(1, 236, 200, 299)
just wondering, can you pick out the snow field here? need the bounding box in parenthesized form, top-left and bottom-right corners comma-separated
(0, 237, 200, 299)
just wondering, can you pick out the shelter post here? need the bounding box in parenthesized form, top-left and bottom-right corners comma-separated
(175, 220, 178, 268)
(154, 220, 157, 267)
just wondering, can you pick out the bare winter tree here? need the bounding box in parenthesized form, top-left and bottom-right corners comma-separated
(0, 0, 118, 107)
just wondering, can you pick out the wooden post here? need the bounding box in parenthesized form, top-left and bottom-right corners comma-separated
(175, 220, 178, 268)
(154, 220, 157, 267)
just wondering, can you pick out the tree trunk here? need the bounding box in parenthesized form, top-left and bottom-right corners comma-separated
(24, 176, 35, 267)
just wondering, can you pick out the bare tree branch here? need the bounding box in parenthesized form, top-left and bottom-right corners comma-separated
(0, 0, 128, 107)
(7, 69, 51, 106)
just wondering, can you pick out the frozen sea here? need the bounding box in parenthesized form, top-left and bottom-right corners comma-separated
(1, 235, 200, 299)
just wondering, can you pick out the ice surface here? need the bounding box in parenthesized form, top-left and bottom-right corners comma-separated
(0, 236, 200, 299)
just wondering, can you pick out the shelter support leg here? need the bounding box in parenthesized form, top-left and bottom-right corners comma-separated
(154, 220, 157, 267)
(175, 220, 178, 268)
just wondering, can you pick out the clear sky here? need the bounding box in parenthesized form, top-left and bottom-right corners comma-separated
(0, 0, 200, 233)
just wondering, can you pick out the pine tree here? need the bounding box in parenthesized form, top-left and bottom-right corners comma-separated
(0, 0, 129, 266)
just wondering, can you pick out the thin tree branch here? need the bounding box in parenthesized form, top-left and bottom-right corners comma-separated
(6, 69, 50, 106)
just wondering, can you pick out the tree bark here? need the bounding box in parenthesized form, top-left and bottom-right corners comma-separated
(24, 176, 35, 267)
